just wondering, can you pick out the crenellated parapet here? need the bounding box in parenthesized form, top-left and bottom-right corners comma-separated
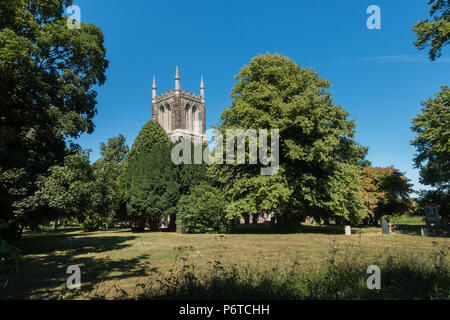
(181, 90, 203, 102)
(154, 90, 176, 103)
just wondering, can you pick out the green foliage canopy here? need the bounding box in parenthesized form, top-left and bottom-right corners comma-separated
(100, 134, 129, 163)
(127, 120, 170, 161)
(177, 183, 231, 234)
(411, 86, 449, 216)
(213, 53, 367, 225)
(411, 86, 450, 188)
(177, 141, 208, 196)
(87, 159, 125, 231)
(36, 134, 129, 232)
(360, 166, 414, 225)
(36, 150, 95, 220)
(123, 121, 179, 232)
(125, 143, 180, 232)
(0, 0, 108, 238)
(413, 0, 449, 61)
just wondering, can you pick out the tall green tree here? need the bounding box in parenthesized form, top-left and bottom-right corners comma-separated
(123, 121, 177, 232)
(88, 134, 130, 230)
(412, 2, 449, 216)
(360, 166, 414, 225)
(213, 53, 367, 225)
(100, 134, 129, 163)
(121, 121, 208, 231)
(0, 0, 108, 239)
(413, 0, 449, 60)
(36, 149, 95, 223)
(411, 86, 449, 215)
(126, 121, 170, 161)
(119, 120, 170, 203)
(411, 86, 449, 188)
(37, 136, 129, 233)
(86, 159, 125, 231)
(126, 143, 180, 232)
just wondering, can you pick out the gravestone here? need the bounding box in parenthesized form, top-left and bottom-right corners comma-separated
(345, 225, 351, 236)
(381, 218, 390, 235)
(270, 216, 277, 226)
(425, 203, 440, 229)
(420, 228, 429, 237)
(305, 216, 315, 225)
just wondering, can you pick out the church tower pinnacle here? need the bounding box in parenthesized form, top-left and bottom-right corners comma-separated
(152, 76, 157, 101)
(152, 67, 206, 144)
(175, 65, 181, 95)
(200, 76, 205, 99)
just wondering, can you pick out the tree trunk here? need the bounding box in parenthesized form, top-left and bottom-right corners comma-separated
(148, 217, 160, 232)
(278, 211, 294, 225)
(18, 224, 24, 238)
(131, 218, 146, 233)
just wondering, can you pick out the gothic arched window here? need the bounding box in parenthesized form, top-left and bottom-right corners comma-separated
(185, 104, 191, 131)
(159, 105, 164, 129)
(192, 105, 198, 134)
(165, 104, 171, 131)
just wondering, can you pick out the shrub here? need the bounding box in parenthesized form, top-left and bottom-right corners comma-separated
(80, 215, 112, 232)
(177, 183, 231, 234)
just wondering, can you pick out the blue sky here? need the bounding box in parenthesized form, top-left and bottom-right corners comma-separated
(71, 0, 449, 192)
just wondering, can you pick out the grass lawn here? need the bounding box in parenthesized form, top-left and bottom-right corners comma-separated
(1, 224, 449, 300)
(390, 215, 426, 225)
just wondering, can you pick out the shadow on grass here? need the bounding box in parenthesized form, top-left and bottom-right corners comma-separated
(393, 224, 450, 238)
(230, 223, 376, 235)
(142, 244, 450, 300)
(231, 223, 450, 238)
(0, 232, 152, 299)
(230, 224, 274, 234)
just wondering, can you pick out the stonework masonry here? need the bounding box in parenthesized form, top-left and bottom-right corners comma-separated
(152, 66, 207, 144)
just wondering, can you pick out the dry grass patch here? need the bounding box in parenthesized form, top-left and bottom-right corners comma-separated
(1, 226, 448, 299)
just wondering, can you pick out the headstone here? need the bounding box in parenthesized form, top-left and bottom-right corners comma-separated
(425, 203, 440, 228)
(381, 218, 390, 235)
(420, 228, 429, 237)
(345, 225, 351, 236)
(270, 216, 277, 225)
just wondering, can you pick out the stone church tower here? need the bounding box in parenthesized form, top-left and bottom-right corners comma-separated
(152, 66, 207, 144)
